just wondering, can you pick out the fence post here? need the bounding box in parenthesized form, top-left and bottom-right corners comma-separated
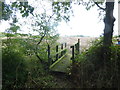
(70, 45, 75, 63)
(48, 45, 51, 66)
(56, 45, 59, 61)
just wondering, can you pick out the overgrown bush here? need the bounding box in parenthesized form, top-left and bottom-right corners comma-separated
(71, 37, 120, 88)
(2, 39, 28, 88)
(24, 55, 56, 88)
(2, 35, 60, 88)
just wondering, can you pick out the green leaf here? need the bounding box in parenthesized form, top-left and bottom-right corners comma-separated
(9, 25, 20, 33)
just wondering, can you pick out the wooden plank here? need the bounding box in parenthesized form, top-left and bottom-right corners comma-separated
(50, 54, 72, 73)
(49, 53, 67, 69)
(48, 43, 67, 67)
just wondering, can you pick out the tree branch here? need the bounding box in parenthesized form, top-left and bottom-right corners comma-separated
(35, 12, 55, 65)
(94, 2, 106, 11)
(36, 13, 55, 45)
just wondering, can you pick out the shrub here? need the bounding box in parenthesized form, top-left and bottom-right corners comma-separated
(2, 39, 28, 88)
(2, 37, 59, 88)
(71, 37, 120, 88)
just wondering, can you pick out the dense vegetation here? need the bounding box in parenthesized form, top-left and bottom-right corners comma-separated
(71, 37, 120, 88)
(2, 33, 74, 89)
(2, 33, 120, 88)
(1, 0, 120, 89)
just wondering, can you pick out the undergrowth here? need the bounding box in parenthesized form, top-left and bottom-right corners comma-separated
(2, 37, 60, 89)
(71, 37, 120, 88)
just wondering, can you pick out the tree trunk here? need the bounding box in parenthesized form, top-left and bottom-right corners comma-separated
(102, 1, 115, 64)
(102, 1, 115, 86)
(103, 1, 115, 46)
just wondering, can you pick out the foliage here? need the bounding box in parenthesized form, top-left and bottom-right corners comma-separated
(2, 38, 28, 88)
(52, 2, 73, 22)
(71, 37, 120, 88)
(9, 25, 20, 33)
(52, 0, 105, 22)
(2, 33, 60, 88)
(1, 1, 34, 20)
(32, 13, 59, 38)
(0, 32, 5, 37)
(24, 55, 56, 88)
(1, 32, 28, 38)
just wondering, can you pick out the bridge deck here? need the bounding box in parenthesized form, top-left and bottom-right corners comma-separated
(50, 54, 72, 73)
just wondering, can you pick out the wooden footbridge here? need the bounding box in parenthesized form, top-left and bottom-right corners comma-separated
(47, 39, 80, 73)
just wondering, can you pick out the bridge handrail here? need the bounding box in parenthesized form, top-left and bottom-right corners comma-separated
(48, 43, 67, 67)
(49, 53, 67, 69)
(50, 48, 67, 57)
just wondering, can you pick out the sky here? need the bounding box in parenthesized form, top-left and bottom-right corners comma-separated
(0, 1, 118, 37)
(57, 1, 118, 37)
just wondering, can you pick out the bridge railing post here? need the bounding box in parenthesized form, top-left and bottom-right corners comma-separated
(64, 43, 67, 54)
(61, 44, 63, 57)
(48, 45, 51, 66)
(70, 39, 80, 63)
(75, 43, 77, 55)
(65, 43, 67, 48)
(78, 39, 80, 54)
(56, 45, 59, 61)
(70, 45, 75, 63)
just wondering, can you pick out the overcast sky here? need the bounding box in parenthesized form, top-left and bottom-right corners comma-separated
(57, 1, 118, 37)
(0, 1, 118, 37)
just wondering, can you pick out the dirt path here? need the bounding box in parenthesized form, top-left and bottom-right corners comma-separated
(50, 72, 75, 88)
